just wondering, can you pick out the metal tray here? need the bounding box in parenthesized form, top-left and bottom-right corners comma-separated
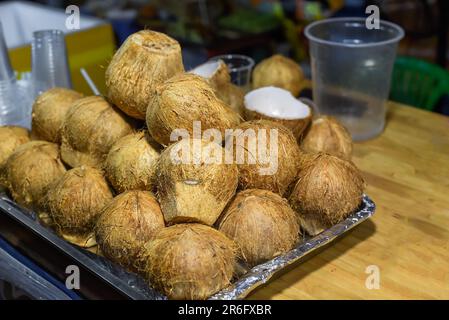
(0, 193, 375, 300)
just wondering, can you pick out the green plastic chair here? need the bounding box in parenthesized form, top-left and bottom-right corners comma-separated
(390, 56, 449, 111)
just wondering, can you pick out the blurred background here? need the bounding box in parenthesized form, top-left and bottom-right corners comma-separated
(2, 0, 449, 114)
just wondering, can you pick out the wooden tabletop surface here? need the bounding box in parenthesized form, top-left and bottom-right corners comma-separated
(249, 102, 449, 300)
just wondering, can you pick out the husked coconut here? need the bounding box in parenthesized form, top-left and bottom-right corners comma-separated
(95, 191, 165, 271)
(244, 86, 312, 139)
(140, 223, 237, 299)
(31, 88, 83, 143)
(226, 120, 302, 195)
(301, 115, 353, 160)
(5, 141, 66, 210)
(0, 126, 30, 188)
(288, 153, 365, 235)
(252, 54, 304, 96)
(146, 73, 240, 146)
(105, 30, 184, 119)
(155, 138, 238, 226)
(190, 60, 244, 115)
(217, 189, 300, 267)
(47, 166, 113, 247)
(61, 96, 134, 169)
(105, 131, 160, 193)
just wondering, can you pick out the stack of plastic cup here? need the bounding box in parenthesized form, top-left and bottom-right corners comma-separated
(31, 29, 72, 98)
(0, 21, 25, 127)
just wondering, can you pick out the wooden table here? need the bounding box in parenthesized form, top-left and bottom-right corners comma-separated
(249, 102, 449, 299)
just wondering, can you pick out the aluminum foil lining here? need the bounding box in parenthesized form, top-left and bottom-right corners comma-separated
(0, 193, 375, 300)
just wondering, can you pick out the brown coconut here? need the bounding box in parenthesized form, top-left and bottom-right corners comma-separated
(244, 86, 312, 140)
(139, 223, 237, 300)
(31, 87, 83, 143)
(301, 115, 353, 160)
(155, 138, 238, 226)
(190, 60, 245, 115)
(5, 141, 66, 210)
(0, 126, 30, 188)
(288, 153, 365, 235)
(60, 96, 134, 169)
(105, 131, 160, 193)
(47, 166, 113, 247)
(227, 120, 302, 196)
(95, 190, 165, 271)
(105, 30, 184, 119)
(252, 54, 304, 96)
(217, 189, 300, 267)
(146, 73, 240, 146)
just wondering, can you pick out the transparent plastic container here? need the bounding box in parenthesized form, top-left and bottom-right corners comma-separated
(209, 54, 255, 92)
(305, 18, 404, 140)
(31, 30, 72, 98)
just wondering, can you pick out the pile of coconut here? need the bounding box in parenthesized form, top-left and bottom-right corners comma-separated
(0, 30, 366, 300)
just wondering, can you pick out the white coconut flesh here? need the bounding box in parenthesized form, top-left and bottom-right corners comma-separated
(189, 61, 221, 79)
(244, 86, 311, 120)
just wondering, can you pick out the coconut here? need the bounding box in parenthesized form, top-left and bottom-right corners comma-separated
(146, 73, 240, 146)
(95, 190, 165, 271)
(301, 115, 353, 160)
(139, 223, 237, 300)
(226, 120, 302, 195)
(288, 153, 365, 235)
(105, 30, 184, 119)
(244, 86, 312, 140)
(190, 60, 244, 115)
(47, 166, 113, 247)
(5, 141, 66, 210)
(60, 96, 134, 169)
(0, 126, 30, 188)
(217, 189, 300, 267)
(252, 54, 304, 96)
(105, 131, 160, 193)
(31, 87, 83, 143)
(155, 138, 238, 226)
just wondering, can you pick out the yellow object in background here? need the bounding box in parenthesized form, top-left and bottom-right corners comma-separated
(9, 24, 116, 96)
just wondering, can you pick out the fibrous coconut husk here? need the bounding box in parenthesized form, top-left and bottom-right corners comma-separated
(105, 131, 160, 193)
(190, 60, 245, 115)
(301, 115, 353, 160)
(146, 73, 240, 146)
(47, 166, 113, 248)
(31, 87, 83, 143)
(252, 54, 304, 97)
(95, 190, 165, 271)
(5, 141, 66, 210)
(106, 30, 184, 119)
(155, 138, 238, 226)
(139, 223, 237, 300)
(288, 153, 365, 235)
(60, 96, 134, 169)
(217, 189, 300, 267)
(0, 126, 30, 189)
(226, 120, 302, 196)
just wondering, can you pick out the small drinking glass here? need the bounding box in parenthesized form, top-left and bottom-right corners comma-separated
(31, 29, 72, 97)
(209, 54, 255, 91)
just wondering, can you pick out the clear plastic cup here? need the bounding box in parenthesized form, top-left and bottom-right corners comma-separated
(305, 17, 404, 141)
(31, 30, 72, 97)
(209, 54, 255, 91)
(0, 22, 14, 82)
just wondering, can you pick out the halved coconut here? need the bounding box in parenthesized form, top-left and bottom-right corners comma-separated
(244, 86, 312, 140)
(190, 60, 244, 115)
